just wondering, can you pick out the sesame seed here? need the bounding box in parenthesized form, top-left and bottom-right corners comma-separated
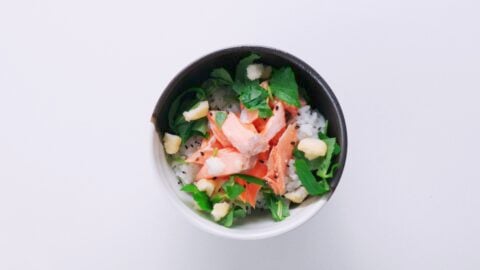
(200, 152, 204, 156)
(213, 177, 217, 180)
(295, 125, 300, 129)
(181, 171, 186, 174)
(275, 105, 279, 111)
(290, 141, 295, 145)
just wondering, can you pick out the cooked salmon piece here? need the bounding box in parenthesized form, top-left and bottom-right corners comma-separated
(240, 108, 259, 124)
(261, 101, 286, 143)
(185, 135, 221, 165)
(236, 158, 268, 207)
(221, 112, 269, 156)
(195, 147, 256, 180)
(207, 111, 232, 147)
(265, 124, 298, 195)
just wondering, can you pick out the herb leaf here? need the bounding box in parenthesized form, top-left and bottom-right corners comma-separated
(270, 67, 301, 107)
(223, 178, 245, 200)
(211, 68, 233, 85)
(233, 208, 247, 218)
(316, 137, 338, 179)
(181, 184, 213, 211)
(294, 158, 330, 196)
(235, 53, 260, 83)
(215, 111, 227, 128)
(264, 192, 290, 221)
(191, 118, 208, 137)
(237, 82, 273, 118)
(232, 174, 265, 186)
(221, 209, 234, 227)
(168, 88, 207, 142)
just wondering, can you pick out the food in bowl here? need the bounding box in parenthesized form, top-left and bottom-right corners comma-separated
(161, 54, 341, 227)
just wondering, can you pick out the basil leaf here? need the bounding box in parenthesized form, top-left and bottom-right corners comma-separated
(270, 67, 301, 107)
(181, 184, 213, 211)
(220, 209, 234, 227)
(264, 192, 289, 221)
(215, 111, 227, 128)
(223, 178, 245, 200)
(235, 53, 260, 83)
(211, 68, 233, 85)
(232, 174, 265, 186)
(237, 82, 272, 118)
(294, 158, 330, 196)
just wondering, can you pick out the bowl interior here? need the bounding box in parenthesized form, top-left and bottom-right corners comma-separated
(151, 46, 347, 239)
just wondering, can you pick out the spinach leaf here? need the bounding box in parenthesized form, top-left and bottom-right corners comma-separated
(223, 178, 245, 200)
(269, 67, 301, 107)
(181, 184, 212, 211)
(235, 53, 260, 83)
(264, 192, 290, 222)
(211, 68, 233, 85)
(232, 174, 265, 186)
(237, 82, 273, 118)
(215, 111, 227, 128)
(294, 158, 330, 196)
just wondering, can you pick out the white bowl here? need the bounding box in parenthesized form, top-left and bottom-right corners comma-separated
(150, 46, 347, 240)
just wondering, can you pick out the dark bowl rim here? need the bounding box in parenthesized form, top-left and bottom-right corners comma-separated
(152, 45, 348, 197)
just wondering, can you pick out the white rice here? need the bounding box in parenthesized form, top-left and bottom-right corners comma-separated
(295, 105, 326, 140)
(171, 161, 200, 184)
(286, 159, 302, 192)
(171, 136, 203, 184)
(208, 88, 240, 113)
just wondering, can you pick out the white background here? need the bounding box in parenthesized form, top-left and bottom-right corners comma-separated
(1, 0, 479, 269)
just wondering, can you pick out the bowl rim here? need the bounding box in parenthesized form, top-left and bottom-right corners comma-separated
(151, 45, 348, 240)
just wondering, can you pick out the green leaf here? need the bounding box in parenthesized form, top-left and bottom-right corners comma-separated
(232, 174, 265, 186)
(269, 67, 301, 107)
(168, 88, 205, 130)
(264, 192, 290, 222)
(181, 184, 212, 211)
(193, 192, 213, 211)
(237, 82, 273, 118)
(294, 158, 330, 195)
(181, 183, 198, 193)
(211, 193, 227, 204)
(215, 111, 227, 128)
(223, 178, 245, 200)
(211, 68, 233, 84)
(235, 53, 260, 83)
(316, 137, 337, 179)
(220, 209, 234, 227)
(233, 208, 247, 218)
(191, 118, 208, 137)
(174, 119, 193, 142)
